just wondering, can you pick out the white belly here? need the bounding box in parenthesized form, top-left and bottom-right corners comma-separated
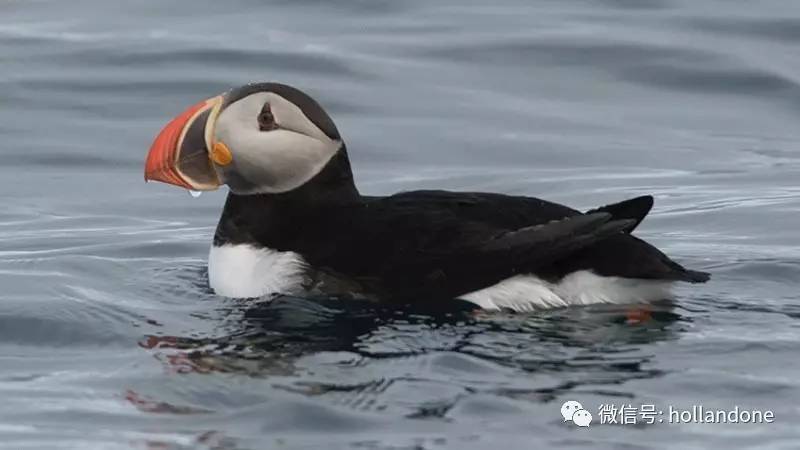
(208, 245, 672, 312)
(460, 271, 673, 312)
(208, 244, 307, 298)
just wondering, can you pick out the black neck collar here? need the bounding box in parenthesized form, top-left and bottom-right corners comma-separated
(213, 146, 360, 247)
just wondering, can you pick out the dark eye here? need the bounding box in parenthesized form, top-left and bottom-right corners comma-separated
(258, 103, 278, 131)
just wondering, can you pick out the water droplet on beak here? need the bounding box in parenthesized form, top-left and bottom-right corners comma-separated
(188, 190, 202, 198)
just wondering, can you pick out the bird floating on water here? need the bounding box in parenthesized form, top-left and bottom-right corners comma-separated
(144, 82, 709, 312)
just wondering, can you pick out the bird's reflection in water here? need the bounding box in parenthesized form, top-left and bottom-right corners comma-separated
(465, 302, 684, 402)
(126, 297, 684, 450)
(129, 295, 683, 446)
(138, 295, 682, 382)
(138, 295, 476, 375)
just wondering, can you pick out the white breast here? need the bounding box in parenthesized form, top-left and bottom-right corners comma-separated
(208, 244, 307, 298)
(459, 270, 673, 312)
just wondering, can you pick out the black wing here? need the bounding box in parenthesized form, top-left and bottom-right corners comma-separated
(380, 190, 654, 232)
(371, 190, 579, 229)
(385, 192, 704, 284)
(300, 194, 635, 301)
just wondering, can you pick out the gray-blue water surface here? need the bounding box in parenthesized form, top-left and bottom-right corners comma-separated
(1, 0, 799, 449)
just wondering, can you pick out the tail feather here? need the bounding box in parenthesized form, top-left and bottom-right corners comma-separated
(585, 195, 654, 233)
(681, 269, 711, 283)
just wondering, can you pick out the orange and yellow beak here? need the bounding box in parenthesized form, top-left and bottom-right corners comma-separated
(144, 95, 225, 191)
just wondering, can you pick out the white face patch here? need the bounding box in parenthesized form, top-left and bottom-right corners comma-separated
(213, 92, 341, 194)
(460, 270, 673, 312)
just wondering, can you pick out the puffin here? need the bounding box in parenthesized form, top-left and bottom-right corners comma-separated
(144, 82, 709, 312)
